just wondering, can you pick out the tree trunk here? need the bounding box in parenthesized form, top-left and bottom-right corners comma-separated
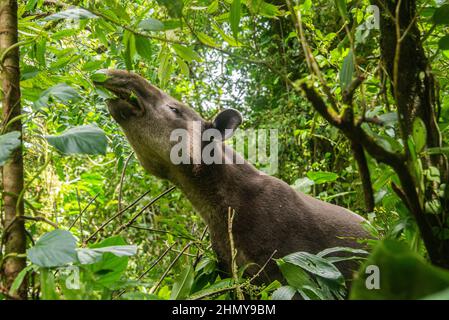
(0, 0, 27, 299)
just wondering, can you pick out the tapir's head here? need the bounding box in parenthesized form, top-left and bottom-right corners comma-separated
(94, 70, 242, 180)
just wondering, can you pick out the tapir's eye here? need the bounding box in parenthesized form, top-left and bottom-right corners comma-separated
(169, 106, 180, 115)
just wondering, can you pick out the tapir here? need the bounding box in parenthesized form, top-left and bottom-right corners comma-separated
(94, 70, 370, 284)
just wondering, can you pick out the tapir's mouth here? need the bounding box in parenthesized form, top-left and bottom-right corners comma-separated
(94, 80, 144, 121)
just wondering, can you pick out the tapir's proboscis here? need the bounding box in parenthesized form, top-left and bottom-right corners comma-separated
(94, 69, 370, 285)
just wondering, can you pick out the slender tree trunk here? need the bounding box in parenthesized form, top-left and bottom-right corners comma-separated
(0, 0, 27, 299)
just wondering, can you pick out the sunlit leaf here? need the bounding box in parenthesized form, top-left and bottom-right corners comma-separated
(306, 171, 338, 184)
(27, 230, 78, 268)
(45, 8, 98, 20)
(230, 0, 241, 39)
(340, 50, 354, 90)
(412, 117, 427, 153)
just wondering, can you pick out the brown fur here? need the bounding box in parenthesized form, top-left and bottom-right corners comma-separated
(95, 70, 370, 284)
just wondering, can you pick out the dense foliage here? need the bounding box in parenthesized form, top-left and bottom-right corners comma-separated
(1, 0, 449, 300)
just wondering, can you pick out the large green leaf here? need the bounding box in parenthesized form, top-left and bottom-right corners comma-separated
(170, 264, 195, 300)
(84, 236, 130, 288)
(283, 251, 344, 283)
(45, 125, 108, 155)
(77, 245, 137, 264)
(350, 240, 449, 299)
(33, 83, 81, 110)
(0, 131, 21, 166)
(433, 4, 449, 25)
(27, 230, 78, 268)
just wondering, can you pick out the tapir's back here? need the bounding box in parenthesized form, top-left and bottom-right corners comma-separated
(222, 172, 369, 282)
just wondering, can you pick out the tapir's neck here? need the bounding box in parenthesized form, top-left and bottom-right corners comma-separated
(171, 145, 261, 225)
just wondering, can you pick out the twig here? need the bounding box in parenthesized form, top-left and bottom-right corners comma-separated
(68, 192, 100, 230)
(130, 225, 196, 241)
(227, 207, 244, 300)
(113, 187, 176, 234)
(189, 250, 277, 300)
(117, 152, 134, 223)
(113, 242, 177, 299)
(83, 189, 153, 243)
(149, 242, 193, 294)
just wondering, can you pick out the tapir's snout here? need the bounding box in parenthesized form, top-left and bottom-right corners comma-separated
(93, 69, 163, 121)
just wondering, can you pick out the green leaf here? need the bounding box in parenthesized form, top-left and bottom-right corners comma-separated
(433, 4, 449, 25)
(77, 245, 137, 264)
(85, 236, 130, 288)
(170, 265, 195, 299)
(135, 35, 153, 60)
(412, 117, 427, 153)
(40, 268, 60, 300)
(350, 240, 449, 299)
(230, 0, 241, 39)
(34, 83, 81, 110)
(283, 251, 344, 283)
(207, 0, 219, 14)
(334, 0, 348, 21)
(0, 131, 21, 166)
(172, 44, 201, 62)
(138, 18, 165, 31)
(27, 230, 77, 268)
(90, 70, 110, 83)
(45, 125, 108, 155)
(158, 46, 172, 87)
(340, 50, 354, 91)
(272, 285, 296, 300)
(197, 32, 220, 47)
(438, 35, 449, 50)
(306, 171, 338, 184)
(277, 260, 314, 288)
(9, 265, 33, 296)
(45, 8, 98, 20)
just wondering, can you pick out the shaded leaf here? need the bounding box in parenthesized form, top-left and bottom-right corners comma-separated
(433, 4, 449, 25)
(170, 265, 194, 299)
(46, 125, 107, 155)
(350, 240, 449, 299)
(272, 285, 296, 300)
(33, 83, 81, 110)
(138, 18, 165, 31)
(0, 131, 21, 166)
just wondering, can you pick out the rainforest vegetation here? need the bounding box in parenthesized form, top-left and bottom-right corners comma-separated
(1, 0, 449, 300)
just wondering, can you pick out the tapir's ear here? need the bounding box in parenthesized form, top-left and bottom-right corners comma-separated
(212, 108, 243, 140)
